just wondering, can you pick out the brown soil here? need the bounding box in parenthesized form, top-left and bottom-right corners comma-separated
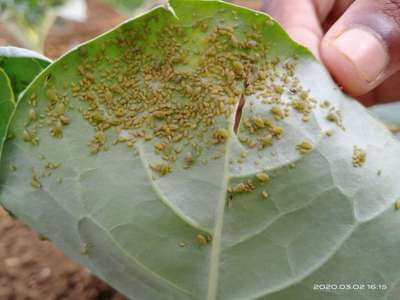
(0, 1, 263, 299)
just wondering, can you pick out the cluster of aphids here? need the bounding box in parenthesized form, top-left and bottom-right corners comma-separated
(22, 10, 345, 185)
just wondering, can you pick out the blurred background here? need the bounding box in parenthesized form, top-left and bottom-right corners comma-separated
(0, 1, 263, 299)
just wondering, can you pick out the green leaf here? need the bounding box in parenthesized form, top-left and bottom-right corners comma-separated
(1, 1, 400, 300)
(103, 0, 162, 16)
(0, 68, 15, 152)
(0, 0, 86, 51)
(0, 46, 51, 98)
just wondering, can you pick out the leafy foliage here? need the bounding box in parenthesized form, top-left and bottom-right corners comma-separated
(0, 69, 15, 152)
(102, 0, 164, 16)
(1, 1, 400, 300)
(0, 0, 86, 51)
(0, 46, 50, 156)
(0, 46, 51, 97)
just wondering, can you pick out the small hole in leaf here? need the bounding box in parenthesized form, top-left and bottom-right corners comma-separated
(234, 94, 244, 134)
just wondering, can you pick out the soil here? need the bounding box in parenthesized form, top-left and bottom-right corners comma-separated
(0, 0, 263, 299)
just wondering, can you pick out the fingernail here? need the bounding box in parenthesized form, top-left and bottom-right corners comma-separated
(333, 28, 388, 82)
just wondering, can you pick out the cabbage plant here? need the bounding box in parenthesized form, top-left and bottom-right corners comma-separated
(1, 1, 400, 300)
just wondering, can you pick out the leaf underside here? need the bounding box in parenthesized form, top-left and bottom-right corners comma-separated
(1, 1, 400, 300)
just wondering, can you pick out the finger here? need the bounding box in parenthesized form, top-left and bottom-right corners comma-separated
(263, 0, 334, 58)
(321, 0, 400, 96)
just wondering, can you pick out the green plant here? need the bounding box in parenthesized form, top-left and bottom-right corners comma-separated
(0, 0, 86, 51)
(0, 46, 51, 152)
(1, 1, 400, 299)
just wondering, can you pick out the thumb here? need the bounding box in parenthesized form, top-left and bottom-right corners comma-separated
(321, 0, 400, 97)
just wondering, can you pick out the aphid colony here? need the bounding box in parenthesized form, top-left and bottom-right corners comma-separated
(352, 146, 367, 167)
(21, 10, 348, 203)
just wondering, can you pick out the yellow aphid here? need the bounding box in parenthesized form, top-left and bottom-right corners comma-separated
(232, 61, 244, 74)
(270, 106, 283, 120)
(50, 122, 63, 138)
(352, 146, 366, 167)
(150, 163, 172, 176)
(240, 150, 248, 158)
(184, 152, 194, 166)
(31, 175, 41, 189)
(59, 115, 70, 125)
(197, 234, 209, 246)
(254, 117, 265, 128)
(296, 141, 313, 154)
(95, 131, 107, 144)
(395, 200, 400, 210)
(47, 88, 57, 102)
(57, 103, 65, 114)
(22, 130, 31, 142)
(152, 111, 166, 119)
(270, 126, 284, 138)
(154, 143, 165, 151)
(256, 172, 269, 183)
(261, 191, 269, 199)
(230, 180, 255, 193)
(213, 128, 229, 143)
(273, 85, 283, 94)
(28, 108, 37, 121)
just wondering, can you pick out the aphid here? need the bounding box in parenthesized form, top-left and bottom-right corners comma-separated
(153, 111, 166, 119)
(38, 234, 50, 241)
(270, 126, 284, 138)
(213, 128, 229, 144)
(256, 172, 269, 183)
(47, 88, 57, 102)
(31, 175, 42, 189)
(28, 109, 37, 122)
(254, 117, 265, 128)
(270, 106, 284, 120)
(325, 130, 333, 137)
(197, 234, 208, 246)
(232, 61, 244, 75)
(261, 191, 269, 199)
(9, 165, 17, 172)
(184, 152, 194, 166)
(50, 121, 64, 138)
(22, 130, 31, 142)
(259, 135, 273, 149)
(150, 163, 172, 176)
(80, 243, 89, 255)
(196, 233, 212, 246)
(296, 141, 313, 154)
(273, 85, 284, 95)
(46, 162, 60, 170)
(95, 131, 107, 144)
(352, 146, 366, 167)
(240, 150, 248, 158)
(57, 103, 65, 115)
(59, 115, 70, 125)
(230, 180, 255, 193)
(258, 71, 266, 80)
(395, 200, 400, 210)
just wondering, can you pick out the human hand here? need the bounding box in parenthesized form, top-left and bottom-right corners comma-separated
(263, 0, 400, 106)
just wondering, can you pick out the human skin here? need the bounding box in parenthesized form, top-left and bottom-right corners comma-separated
(262, 0, 400, 106)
